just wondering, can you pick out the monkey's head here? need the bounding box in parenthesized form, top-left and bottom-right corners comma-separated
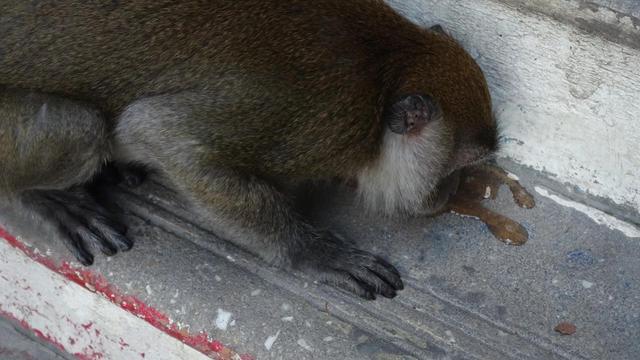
(357, 30, 498, 216)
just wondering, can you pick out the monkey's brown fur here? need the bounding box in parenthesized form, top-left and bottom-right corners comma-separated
(0, 0, 497, 299)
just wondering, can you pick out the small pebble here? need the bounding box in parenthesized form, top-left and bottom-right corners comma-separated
(297, 339, 313, 351)
(264, 330, 280, 350)
(581, 280, 594, 289)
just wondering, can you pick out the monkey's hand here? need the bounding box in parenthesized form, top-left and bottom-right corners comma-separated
(22, 187, 133, 266)
(113, 96, 403, 299)
(294, 232, 404, 300)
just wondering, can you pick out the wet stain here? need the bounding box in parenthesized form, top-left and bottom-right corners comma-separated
(353, 329, 415, 359)
(422, 342, 448, 359)
(446, 164, 535, 245)
(554, 322, 577, 335)
(566, 249, 595, 268)
(427, 275, 447, 287)
(461, 265, 477, 275)
(417, 248, 427, 262)
(495, 305, 508, 320)
(463, 291, 487, 304)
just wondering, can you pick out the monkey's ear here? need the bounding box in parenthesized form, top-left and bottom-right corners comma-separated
(385, 94, 439, 135)
(430, 24, 446, 35)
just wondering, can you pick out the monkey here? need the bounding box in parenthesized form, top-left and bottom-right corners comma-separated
(0, 0, 498, 300)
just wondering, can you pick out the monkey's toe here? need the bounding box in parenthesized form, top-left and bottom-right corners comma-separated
(22, 188, 133, 265)
(298, 232, 404, 300)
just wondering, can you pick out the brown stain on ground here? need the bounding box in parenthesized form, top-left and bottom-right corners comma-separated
(554, 322, 577, 335)
(446, 164, 535, 245)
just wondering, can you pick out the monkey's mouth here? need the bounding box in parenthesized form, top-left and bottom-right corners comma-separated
(422, 170, 461, 216)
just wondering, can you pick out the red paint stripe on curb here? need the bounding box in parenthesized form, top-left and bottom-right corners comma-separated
(0, 226, 254, 360)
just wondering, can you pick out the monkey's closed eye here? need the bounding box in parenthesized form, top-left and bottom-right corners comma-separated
(385, 94, 438, 135)
(430, 24, 447, 35)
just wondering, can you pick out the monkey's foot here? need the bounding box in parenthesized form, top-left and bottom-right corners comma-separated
(22, 187, 133, 266)
(295, 232, 404, 300)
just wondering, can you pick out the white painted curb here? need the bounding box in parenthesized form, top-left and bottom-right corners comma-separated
(0, 239, 212, 360)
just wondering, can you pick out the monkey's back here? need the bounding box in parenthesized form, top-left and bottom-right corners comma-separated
(0, 0, 431, 178)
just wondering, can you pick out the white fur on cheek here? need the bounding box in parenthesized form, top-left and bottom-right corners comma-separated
(357, 120, 451, 216)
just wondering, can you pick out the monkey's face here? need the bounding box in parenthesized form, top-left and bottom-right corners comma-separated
(357, 35, 498, 216)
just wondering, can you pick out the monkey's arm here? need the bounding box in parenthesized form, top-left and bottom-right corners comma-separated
(113, 97, 401, 298)
(180, 169, 402, 299)
(114, 94, 403, 299)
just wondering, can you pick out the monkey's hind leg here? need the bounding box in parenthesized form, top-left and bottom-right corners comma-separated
(0, 89, 131, 265)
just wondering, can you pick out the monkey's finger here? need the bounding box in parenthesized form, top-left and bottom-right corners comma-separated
(80, 225, 118, 256)
(25, 193, 95, 265)
(318, 269, 376, 300)
(366, 258, 404, 291)
(47, 195, 123, 256)
(67, 232, 95, 266)
(48, 190, 133, 253)
(58, 206, 118, 257)
(47, 205, 96, 265)
(349, 266, 397, 299)
(86, 215, 133, 252)
(348, 250, 404, 291)
(340, 275, 377, 301)
(80, 217, 128, 256)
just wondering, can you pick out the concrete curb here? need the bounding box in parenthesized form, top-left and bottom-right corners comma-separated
(0, 226, 253, 360)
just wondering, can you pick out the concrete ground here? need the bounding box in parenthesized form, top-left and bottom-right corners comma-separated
(0, 159, 638, 359)
(0, 317, 70, 360)
(0, 1, 638, 359)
